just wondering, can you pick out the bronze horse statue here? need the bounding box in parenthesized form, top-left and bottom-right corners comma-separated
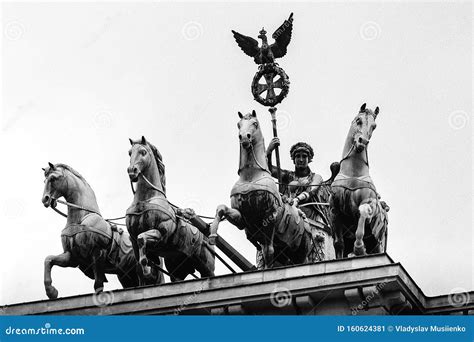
(126, 136, 215, 281)
(209, 110, 316, 268)
(42, 163, 151, 299)
(330, 104, 389, 258)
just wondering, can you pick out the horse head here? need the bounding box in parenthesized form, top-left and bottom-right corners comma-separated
(351, 103, 379, 153)
(237, 110, 263, 150)
(42, 162, 66, 208)
(127, 136, 155, 182)
(127, 136, 166, 192)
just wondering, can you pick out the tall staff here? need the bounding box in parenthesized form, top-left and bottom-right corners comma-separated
(269, 107, 282, 190)
(231, 13, 294, 188)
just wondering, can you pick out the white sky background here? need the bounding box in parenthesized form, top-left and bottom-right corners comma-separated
(0, 2, 472, 304)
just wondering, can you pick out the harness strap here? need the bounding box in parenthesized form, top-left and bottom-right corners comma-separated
(339, 143, 370, 168)
(332, 174, 378, 195)
(54, 198, 101, 217)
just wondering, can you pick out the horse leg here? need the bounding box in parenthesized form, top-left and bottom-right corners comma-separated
(330, 194, 345, 259)
(261, 243, 275, 268)
(137, 229, 162, 278)
(332, 214, 345, 259)
(44, 251, 76, 299)
(209, 205, 244, 245)
(261, 226, 275, 268)
(116, 254, 140, 288)
(353, 203, 372, 256)
(91, 249, 107, 292)
(196, 243, 215, 278)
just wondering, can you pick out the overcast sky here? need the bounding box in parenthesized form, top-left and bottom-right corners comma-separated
(1, 1, 472, 305)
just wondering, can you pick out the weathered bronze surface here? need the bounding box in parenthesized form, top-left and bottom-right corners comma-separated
(41, 163, 153, 299)
(126, 137, 215, 282)
(232, 13, 293, 107)
(266, 140, 337, 261)
(232, 13, 293, 65)
(210, 111, 325, 269)
(251, 64, 290, 107)
(330, 104, 389, 258)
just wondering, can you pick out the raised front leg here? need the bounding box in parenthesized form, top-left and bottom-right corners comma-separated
(137, 229, 163, 278)
(353, 203, 373, 256)
(209, 204, 244, 245)
(44, 251, 76, 299)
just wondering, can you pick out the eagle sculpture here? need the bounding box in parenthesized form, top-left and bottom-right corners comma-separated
(231, 13, 293, 65)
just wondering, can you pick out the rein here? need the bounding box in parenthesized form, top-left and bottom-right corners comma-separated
(299, 202, 330, 207)
(238, 142, 270, 174)
(130, 172, 214, 219)
(129, 172, 167, 198)
(49, 198, 128, 227)
(51, 198, 101, 217)
(250, 144, 270, 173)
(339, 134, 370, 168)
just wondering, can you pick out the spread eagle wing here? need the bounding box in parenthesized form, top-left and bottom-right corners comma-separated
(270, 12, 294, 59)
(231, 30, 260, 58)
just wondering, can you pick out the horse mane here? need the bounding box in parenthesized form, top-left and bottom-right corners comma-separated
(145, 142, 166, 193)
(54, 163, 91, 188)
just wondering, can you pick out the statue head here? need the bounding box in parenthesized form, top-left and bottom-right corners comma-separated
(352, 103, 379, 153)
(290, 142, 314, 171)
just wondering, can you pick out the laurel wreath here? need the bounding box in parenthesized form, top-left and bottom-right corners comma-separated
(251, 64, 290, 107)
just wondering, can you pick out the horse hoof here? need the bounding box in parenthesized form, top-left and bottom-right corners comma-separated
(139, 257, 148, 267)
(353, 244, 366, 256)
(208, 235, 216, 245)
(142, 266, 152, 278)
(46, 286, 58, 299)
